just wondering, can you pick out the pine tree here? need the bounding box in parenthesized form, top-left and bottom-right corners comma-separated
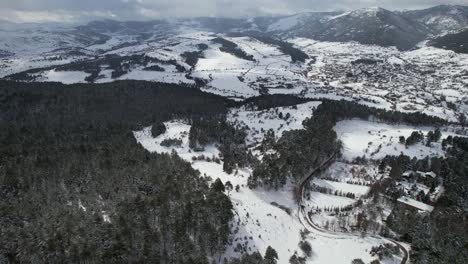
(378, 161, 386, 173)
(399, 136, 405, 144)
(264, 246, 279, 264)
(151, 123, 166, 137)
(225, 181, 233, 196)
(211, 178, 225, 193)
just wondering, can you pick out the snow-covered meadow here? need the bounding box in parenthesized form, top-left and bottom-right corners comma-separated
(228, 101, 322, 144)
(335, 119, 459, 161)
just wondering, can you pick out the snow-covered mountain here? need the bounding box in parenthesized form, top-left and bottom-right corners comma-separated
(265, 12, 339, 33)
(1, 5, 468, 56)
(402, 4, 468, 35)
(297, 7, 429, 50)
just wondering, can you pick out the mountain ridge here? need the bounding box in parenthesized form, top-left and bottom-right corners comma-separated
(1, 5, 468, 53)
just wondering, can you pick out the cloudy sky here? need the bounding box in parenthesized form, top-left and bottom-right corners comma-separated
(1, 0, 467, 23)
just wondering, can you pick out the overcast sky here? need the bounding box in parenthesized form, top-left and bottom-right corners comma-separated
(1, 0, 467, 23)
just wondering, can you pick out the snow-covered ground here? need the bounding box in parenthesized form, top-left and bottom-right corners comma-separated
(195, 35, 308, 98)
(116, 68, 195, 85)
(267, 14, 307, 32)
(40, 69, 89, 84)
(335, 119, 461, 161)
(302, 161, 374, 232)
(134, 120, 402, 263)
(312, 178, 370, 197)
(193, 39, 257, 97)
(320, 161, 378, 183)
(228, 101, 322, 144)
(306, 192, 356, 209)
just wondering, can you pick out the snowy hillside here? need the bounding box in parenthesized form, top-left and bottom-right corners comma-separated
(130, 94, 467, 263)
(4, 5, 468, 263)
(134, 118, 408, 264)
(402, 5, 468, 34)
(228, 101, 322, 144)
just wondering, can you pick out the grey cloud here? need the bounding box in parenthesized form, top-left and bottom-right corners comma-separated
(1, 0, 467, 22)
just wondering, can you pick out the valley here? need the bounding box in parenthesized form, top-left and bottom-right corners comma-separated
(1, 3, 468, 264)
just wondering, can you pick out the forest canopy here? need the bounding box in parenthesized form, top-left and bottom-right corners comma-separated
(0, 80, 234, 263)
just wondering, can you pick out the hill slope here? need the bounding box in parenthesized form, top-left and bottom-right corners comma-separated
(402, 5, 468, 34)
(297, 7, 429, 50)
(429, 27, 468, 53)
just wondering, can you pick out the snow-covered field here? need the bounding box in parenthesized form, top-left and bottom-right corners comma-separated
(303, 161, 373, 232)
(320, 161, 378, 183)
(228, 101, 322, 144)
(335, 119, 460, 161)
(116, 69, 195, 85)
(41, 70, 90, 84)
(194, 35, 308, 98)
(312, 178, 370, 197)
(305, 192, 356, 209)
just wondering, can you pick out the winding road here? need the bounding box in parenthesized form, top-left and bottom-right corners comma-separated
(297, 154, 409, 264)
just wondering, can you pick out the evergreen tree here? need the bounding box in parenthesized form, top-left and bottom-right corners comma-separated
(399, 136, 405, 144)
(151, 123, 166, 137)
(289, 253, 306, 264)
(299, 241, 312, 257)
(211, 178, 225, 193)
(225, 181, 233, 196)
(264, 246, 279, 264)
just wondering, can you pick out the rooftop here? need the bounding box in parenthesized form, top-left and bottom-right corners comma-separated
(397, 196, 434, 212)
